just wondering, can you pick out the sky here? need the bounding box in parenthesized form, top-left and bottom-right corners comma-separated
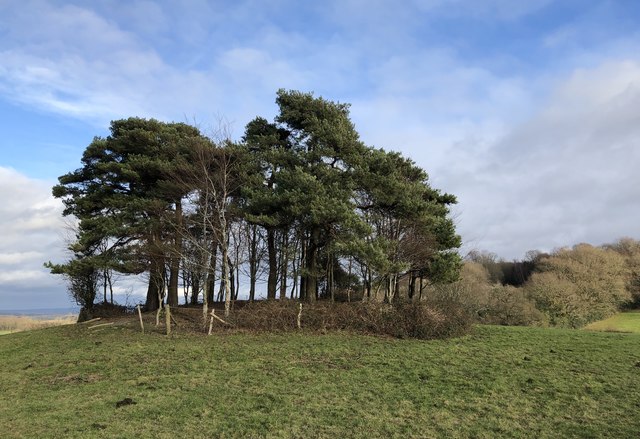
(1, 0, 640, 310)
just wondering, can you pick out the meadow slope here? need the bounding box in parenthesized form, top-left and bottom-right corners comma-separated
(1, 323, 639, 438)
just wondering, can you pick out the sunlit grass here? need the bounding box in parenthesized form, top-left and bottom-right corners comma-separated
(1, 323, 639, 438)
(583, 310, 640, 333)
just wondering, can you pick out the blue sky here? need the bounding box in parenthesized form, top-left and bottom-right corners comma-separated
(1, 0, 640, 309)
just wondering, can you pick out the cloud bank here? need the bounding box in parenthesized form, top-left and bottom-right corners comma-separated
(0, 167, 69, 309)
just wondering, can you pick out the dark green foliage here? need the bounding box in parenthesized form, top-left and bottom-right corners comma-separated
(49, 92, 462, 323)
(44, 258, 98, 311)
(50, 118, 211, 310)
(241, 90, 461, 303)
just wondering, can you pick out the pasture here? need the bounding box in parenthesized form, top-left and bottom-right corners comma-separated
(1, 322, 639, 438)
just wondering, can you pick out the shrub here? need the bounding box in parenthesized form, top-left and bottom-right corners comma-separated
(526, 244, 631, 327)
(481, 285, 546, 326)
(229, 300, 472, 339)
(427, 262, 544, 327)
(426, 262, 491, 318)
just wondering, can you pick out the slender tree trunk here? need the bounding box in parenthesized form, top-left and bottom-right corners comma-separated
(190, 273, 199, 305)
(248, 224, 258, 302)
(302, 227, 320, 302)
(167, 200, 182, 307)
(102, 269, 108, 304)
(182, 269, 189, 305)
(228, 256, 236, 301)
(107, 270, 113, 304)
(267, 228, 277, 299)
(206, 242, 217, 305)
(328, 255, 335, 302)
(408, 271, 416, 300)
(393, 274, 400, 302)
(279, 231, 289, 300)
(222, 241, 232, 317)
(217, 267, 224, 303)
(299, 235, 307, 300)
(290, 236, 299, 299)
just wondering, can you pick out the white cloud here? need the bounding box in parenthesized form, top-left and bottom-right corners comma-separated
(0, 1, 225, 126)
(0, 167, 69, 308)
(445, 60, 640, 258)
(0, 252, 44, 265)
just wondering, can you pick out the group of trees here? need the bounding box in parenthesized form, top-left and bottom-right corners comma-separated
(48, 90, 461, 316)
(439, 239, 640, 328)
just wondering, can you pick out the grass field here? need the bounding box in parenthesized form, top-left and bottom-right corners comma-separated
(1, 323, 639, 438)
(583, 310, 640, 334)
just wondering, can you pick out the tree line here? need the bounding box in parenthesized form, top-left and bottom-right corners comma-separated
(441, 238, 640, 328)
(47, 90, 461, 318)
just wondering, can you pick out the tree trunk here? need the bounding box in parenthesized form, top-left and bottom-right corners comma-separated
(205, 242, 217, 305)
(102, 269, 108, 304)
(167, 200, 182, 307)
(279, 231, 289, 300)
(222, 242, 232, 317)
(145, 253, 164, 310)
(107, 270, 113, 304)
(328, 255, 335, 302)
(302, 227, 320, 302)
(267, 228, 277, 299)
(249, 224, 258, 302)
(408, 271, 416, 300)
(190, 273, 199, 304)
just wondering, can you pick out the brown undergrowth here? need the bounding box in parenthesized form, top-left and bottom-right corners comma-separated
(108, 300, 472, 340)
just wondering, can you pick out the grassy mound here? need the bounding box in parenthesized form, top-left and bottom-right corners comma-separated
(1, 323, 640, 438)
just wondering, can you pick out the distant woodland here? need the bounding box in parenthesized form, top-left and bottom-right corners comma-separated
(47, 90, 639, 334)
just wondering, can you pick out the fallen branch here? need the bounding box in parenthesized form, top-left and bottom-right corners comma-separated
(88, 322, 114, 329)
(208, 309, 232, 335)
(78, 318, 101, 325)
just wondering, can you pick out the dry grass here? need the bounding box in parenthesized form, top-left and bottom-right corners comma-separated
(0, 314, 76, 334)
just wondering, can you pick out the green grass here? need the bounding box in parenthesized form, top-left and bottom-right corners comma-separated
(584, 310, 640, 333)
(0, 330, 14, 336)
(1, 324, 640, 438)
